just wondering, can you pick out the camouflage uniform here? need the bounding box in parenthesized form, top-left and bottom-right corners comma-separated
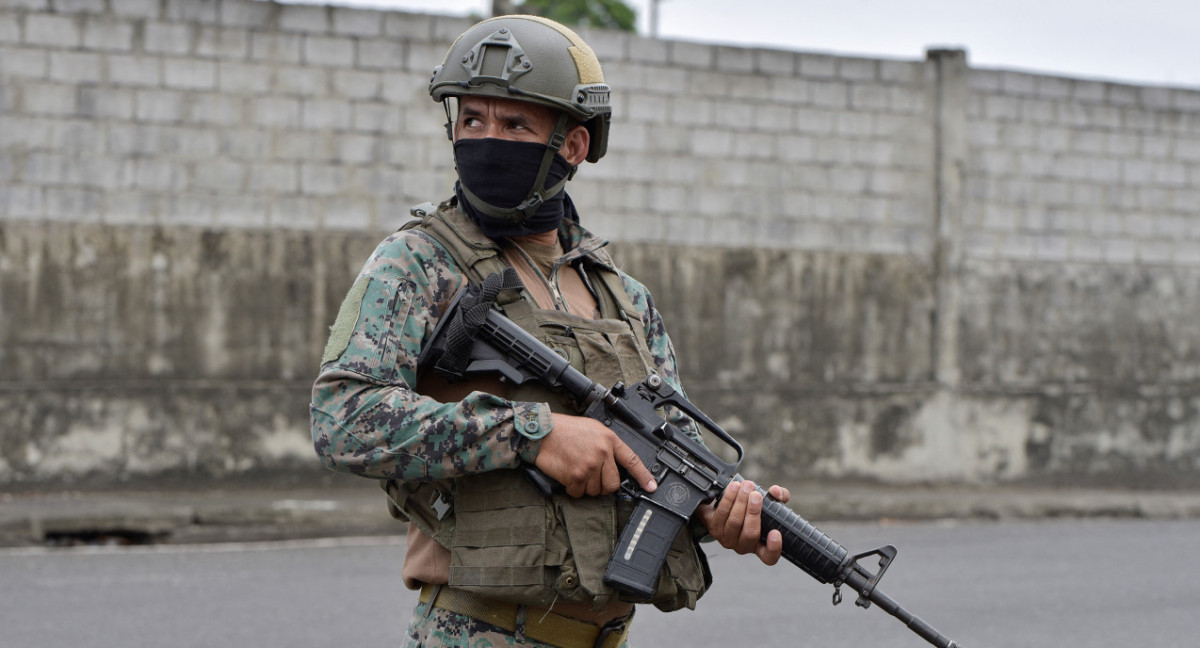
(310, 208, 689, 483)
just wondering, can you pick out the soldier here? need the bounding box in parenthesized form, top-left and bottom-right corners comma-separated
(311, 15, 790, 648)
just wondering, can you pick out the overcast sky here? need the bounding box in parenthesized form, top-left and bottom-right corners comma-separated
(275, 0, 1200, 88)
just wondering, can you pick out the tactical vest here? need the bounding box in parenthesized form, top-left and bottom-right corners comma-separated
(383, 202, 711, 612)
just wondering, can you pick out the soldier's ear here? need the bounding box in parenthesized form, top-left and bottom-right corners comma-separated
(560, 125, 590, 166)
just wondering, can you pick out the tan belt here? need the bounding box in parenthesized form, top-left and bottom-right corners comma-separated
(419, 584, 633, 648)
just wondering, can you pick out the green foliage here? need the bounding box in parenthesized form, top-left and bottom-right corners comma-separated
(514, 0, 638, 32)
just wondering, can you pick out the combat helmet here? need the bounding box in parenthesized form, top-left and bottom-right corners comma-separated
(430, 15, 612, 163)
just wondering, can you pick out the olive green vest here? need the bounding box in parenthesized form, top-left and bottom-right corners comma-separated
(383, 202, 711, 612)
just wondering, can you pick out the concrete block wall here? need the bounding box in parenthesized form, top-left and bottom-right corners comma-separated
(0, 0, 465, 230)
(3, 0, 1200, 488)
(964, 69, 1200, 265)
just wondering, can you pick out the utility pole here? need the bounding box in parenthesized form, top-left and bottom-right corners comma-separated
(649, 0, 667, 38)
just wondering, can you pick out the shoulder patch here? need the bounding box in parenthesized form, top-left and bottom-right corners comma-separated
(321, 275, 370, 365)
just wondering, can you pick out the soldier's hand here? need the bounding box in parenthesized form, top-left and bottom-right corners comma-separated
(534, 413, 657, 498)
(698, 480, 791, 566)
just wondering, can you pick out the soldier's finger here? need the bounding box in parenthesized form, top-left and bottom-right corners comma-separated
(613, 438, 657, 493)
(739, 488, 764, 553)
(757, 529, 783, 566)
(601, 457, 621, 494)
(723, 480, 754, 543)
(767, 484, 790, 503)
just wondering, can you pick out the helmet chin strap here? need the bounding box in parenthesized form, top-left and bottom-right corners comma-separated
(452, 110, 577, 224)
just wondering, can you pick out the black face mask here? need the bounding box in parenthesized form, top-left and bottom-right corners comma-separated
(453, 138, 576, 239)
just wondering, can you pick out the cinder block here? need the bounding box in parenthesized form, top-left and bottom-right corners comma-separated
(1, 185, 43, 218)
(645, 65, 687, 95)
(279, 5, 329, 34)
(323, 197, 372, 230)
(300, 162, 346, 196)
(833, 111, 873, 138)
(220, 0, 274, 28)
(335, 134, 376, 164)
(879, 60, 921, 85)
(405, 41, 445, 74)
(107, 123, 158, 156)
(213, 195, 269, 227)
(715, 45, 754, 73)
(217, 61, 271, 94)
(851, 85, 889, 111)
(797, 53, 837, 78)
(161, 192, 215, 226)
(889, 86, 926, 114)
(24, 82, 77, 116)
(217, 127, 270, 159)
(303, 35, 355, 67)
(52, 0, 106, 14)
(110, 0, 159, 18)
(1071, 80, 1106, 103)
(713, 99, 753, 130)
(48, 51, 102, 84)
(837, 58, 877, 82)
(135, 89, 186, 123)
(689, 128, 732, 157)
(169, 128, 221, 159)
(193, 159, 247, 191)
(164, 0, 218, 24)
(0, 15, 20, 44)
(251, 32, 302, 64)
(4, 0, 49, 10)
(266, 195, 319, 229)
(0, 48, 48, 79)
(77, 86, 134, 119)
(45, 187, 103, 221)
(332, 69, 380, 100)
(275, 131, 329, 160)
(332, 7, 382, 37)
(626, 94, 667, 124)
(25, 15, 81, 48)
(82, 17, 135, 51)
(302, 98, 352, 130)
(751, 104, 795, 133)
(188, 94, 243, 126)
(274, 66, 327, 97)
(196, 26, 249, 59)
(134, 158, 187, 191)
(670, 41, 713, 69)
(756, 49, 794, 76)
(145, 22, 193, 55)
(164, 58, 216, 90)
(351, 101, 400, 134)
(108, 55, 161, 87)
(794, 108, 836, 134)
(251, 96, 301, 128)
(1020, 98, 1056, 124)
(809, 81, 849, 109)
(628, 37, 668, 65)
(382, 12, 435, 42)
(358, 39, 404, 69)
(430, 15, 473, 42)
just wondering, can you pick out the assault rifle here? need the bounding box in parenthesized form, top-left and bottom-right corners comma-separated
(419, 271, 963, 648)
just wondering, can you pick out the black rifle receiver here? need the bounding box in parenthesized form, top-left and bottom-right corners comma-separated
(419, 275, 964, 648)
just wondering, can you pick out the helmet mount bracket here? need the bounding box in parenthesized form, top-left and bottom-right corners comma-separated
(461, 28, 532, 88)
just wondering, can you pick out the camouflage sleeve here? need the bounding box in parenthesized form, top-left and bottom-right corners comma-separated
(616, 271, 704, 442)
(309, 229, 552, 481)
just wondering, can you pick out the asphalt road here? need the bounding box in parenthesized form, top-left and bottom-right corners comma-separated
(2, 519, 1197, 648)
